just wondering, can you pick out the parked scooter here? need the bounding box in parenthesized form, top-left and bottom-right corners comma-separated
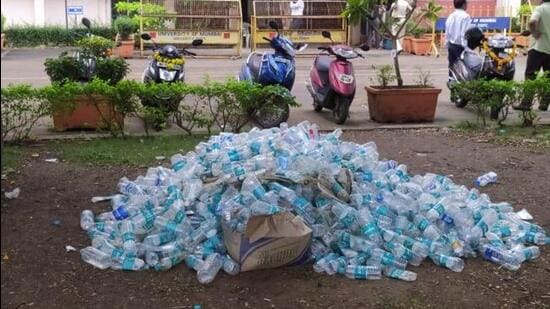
(238, 20, 306, 128)
(306, 31, 368, 124)
(448, 27, 517, 120)
(72, 17, 106, 82)
(139, 33, 202, 129)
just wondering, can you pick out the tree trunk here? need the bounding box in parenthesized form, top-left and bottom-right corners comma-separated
(393, 38, 403, 87)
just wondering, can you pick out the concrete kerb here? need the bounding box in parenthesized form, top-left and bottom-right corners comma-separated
(29, 123, 448, 142)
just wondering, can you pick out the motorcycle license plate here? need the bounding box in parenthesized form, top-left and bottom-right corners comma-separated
(157, 62, 182, 70)
(339, 74, 354, 84)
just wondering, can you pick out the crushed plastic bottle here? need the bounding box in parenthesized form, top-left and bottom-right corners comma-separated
(78, 122, 548, 284)
(475, 172, 498, 187)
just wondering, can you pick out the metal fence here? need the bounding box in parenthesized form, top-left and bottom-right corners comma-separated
(140, 0, 242, 56)
(251, 0, 348, 50)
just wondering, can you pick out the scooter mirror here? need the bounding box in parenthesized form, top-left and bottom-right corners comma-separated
(81, 17, 91, 29)
(268, 20, 280, 31)
(192, 39, 203, 46)
(141, 33, 152, 40)
(359, 43, 370, 51)
(321, 31, 332, 39)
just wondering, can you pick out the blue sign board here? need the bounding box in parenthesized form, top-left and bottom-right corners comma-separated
(67, 6, 83, 15)
(436, 17, 510, 31)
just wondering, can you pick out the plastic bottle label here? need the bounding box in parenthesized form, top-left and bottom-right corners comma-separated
(432, 203, 445, 216)
(339, 232, 351, 247)
(122, 232, 134, 243)
(362, 172, 373, 182)
(340, 212, 356, 228)
(390, 268, 404, 278)
(381, 253, 394, 265)
(250, 142, 261, 155)
(523, 249, 533, 260)
(252, 187, 266, 199)
(417, 219, 430, 231)
(354, 266, 367, 279)
(402, 248, 413, 261)
(228, 149, 240, 161)
(438, 255, 449, 266)
(361, 222, 378, 237)
(122, 257, 136, 270)
(173, 210, 186, 224)
(478, 220, 489, 233)
(113, 207, 129, 220)
(233, 166, 245, 177)
(403, 238, 414, 249)
(172, 161, 186, 172)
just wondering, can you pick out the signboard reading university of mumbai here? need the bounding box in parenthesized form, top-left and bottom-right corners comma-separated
(148, 31, 240, 44)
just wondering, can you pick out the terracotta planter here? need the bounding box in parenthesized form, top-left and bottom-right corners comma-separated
(53, 95, 123, 131)
(365, 85, 441, 123)
(116, 39, 135, 58)
(411, 38, 432, 55)
(402, 37, 412, 54)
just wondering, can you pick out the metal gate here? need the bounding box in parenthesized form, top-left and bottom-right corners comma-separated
(140, 0, 243, 56)
(251, 0, 348, 50)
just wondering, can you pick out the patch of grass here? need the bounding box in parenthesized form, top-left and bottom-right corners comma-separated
(48, 135, 207, 167)
(1, 146, 23, 172)
(453, 122, 550, 149)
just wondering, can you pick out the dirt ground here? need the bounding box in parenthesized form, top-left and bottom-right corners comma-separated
(1, 129, 550, 309)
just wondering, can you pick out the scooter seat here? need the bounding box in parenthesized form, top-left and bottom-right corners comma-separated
(247, 53, 262, 81)
(315, 55, 332, 72)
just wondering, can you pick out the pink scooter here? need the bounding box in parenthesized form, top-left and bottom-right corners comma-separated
(306, 31, 368, 124)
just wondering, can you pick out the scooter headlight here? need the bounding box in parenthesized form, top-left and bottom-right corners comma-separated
(159, 69, 177, 81)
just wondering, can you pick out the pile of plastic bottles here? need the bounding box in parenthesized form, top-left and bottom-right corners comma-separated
(79, 121, 548, 283)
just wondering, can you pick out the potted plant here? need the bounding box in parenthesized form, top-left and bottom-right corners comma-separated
(420, 0, 442, 55)
(1, 12, 6, 49)
(114, 16, 136, 58)
(410, 28, 432, 55)
(44, 32, 129, 131)
(342, 0, 441, 123)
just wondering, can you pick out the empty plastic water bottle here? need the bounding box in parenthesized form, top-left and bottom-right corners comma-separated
(80, 210, 95, 231)
(80, 246, 112, 270)
(197, 253, 224, 284)
(430, 254, 464, 272)
(474, 172, 497, 187)
(383, 267, 417, 282)
(344, 265, 382, 280)
(222, 255, 240, 275)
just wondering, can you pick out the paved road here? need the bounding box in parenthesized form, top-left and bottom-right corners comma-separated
(1, 47, 548, 136)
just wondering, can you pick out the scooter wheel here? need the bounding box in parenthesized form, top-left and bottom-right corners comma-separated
(313, 101, 323, 112)
(333, 96, 350, 125)
(253, 96, 290, 129)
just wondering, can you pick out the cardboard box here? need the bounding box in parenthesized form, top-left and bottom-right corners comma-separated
(222, 212, 312, 272)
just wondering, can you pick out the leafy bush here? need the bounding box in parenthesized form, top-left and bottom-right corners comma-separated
(1, 85, 49, 145)
(114, 16, 136, 40)
(453, 77, 550, 127)
(371, 65, 396, 87)
(44, 53, 84, 84)
(1, 80, 299, 141)
(76, 36, 114, 58)
(114, 2, 167, 30)
(4, 26, 116, 47)
(95, 58, 130, 84)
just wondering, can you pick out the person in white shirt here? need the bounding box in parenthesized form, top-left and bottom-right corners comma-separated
(390, 0, 413, 52)
(445, 0, 471, 77)
(290, 0, 305, 29)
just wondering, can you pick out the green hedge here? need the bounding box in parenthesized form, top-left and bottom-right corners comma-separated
(1, 79, 299, 141)
(4, 26, 116, 47)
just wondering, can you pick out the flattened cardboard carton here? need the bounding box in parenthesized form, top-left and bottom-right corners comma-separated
(222, 212, 312, 272)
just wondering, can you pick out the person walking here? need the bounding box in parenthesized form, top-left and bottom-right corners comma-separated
(290, 0, 305, 29)
(445, 0, 471, 77)
(514, 0, 550, 111)
(390, 0, 413, 53)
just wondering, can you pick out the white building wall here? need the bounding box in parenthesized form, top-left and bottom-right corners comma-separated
(1, 0, 111, 27)
(1, 0, 35, 26)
